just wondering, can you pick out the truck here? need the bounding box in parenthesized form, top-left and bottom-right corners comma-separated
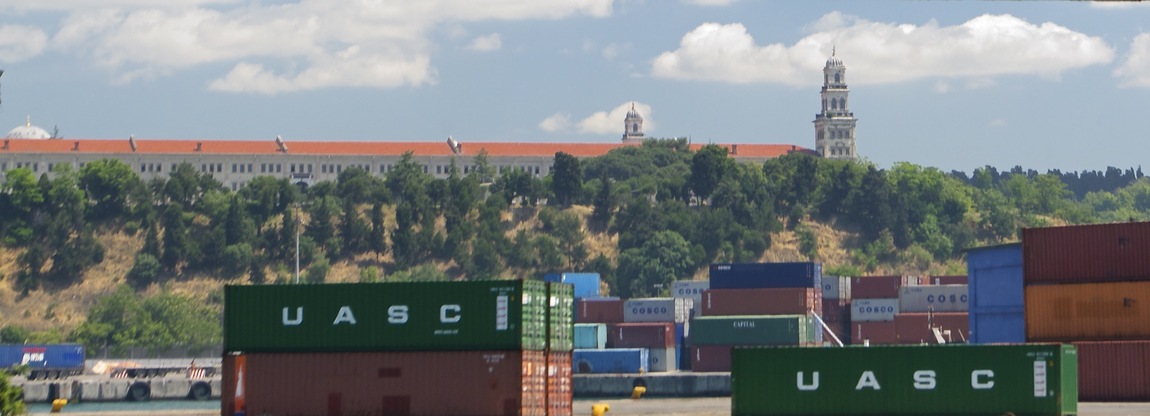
(0, 344, 85, 380)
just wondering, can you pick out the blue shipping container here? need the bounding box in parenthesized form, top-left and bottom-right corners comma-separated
(573, 348, 648, 374)
(709, 262, 822, 290)
(574, 323, 608, 349)
(970, 309, 1026, 344)
(544, 273, 601, 299)
(966, 243, 1024, 309)
(0, 344, 85, 378)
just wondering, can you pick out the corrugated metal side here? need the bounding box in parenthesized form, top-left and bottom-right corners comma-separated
(689, 315, 811, 346)
(623, 298, 684, 323)
(821, 276, 851, 300)
(690, 345, 733, 372)
(572, 349, 648, 374)
(221, 354, 238, 416)
(239, 351, 547, 416)
(1024, 222, 1150, 284)
(850, 298, 898, 322)
(699, 288, 818, 316)
(671, 280, 709, 302)
(709, 262, 822, 289)
(574, 324, 607, 349)
(548, 282, 575, 352)
(546, 351, 573, 416)
(851, 321, 897, 345)
(1072, 341, 1150, 402)
(647, 347, 676, 372)
(575, 298, 624, 324)
(970, 309, 1026, 344)
(1026, 281, 1150, 341)
(607, 323, 676, 349)
(967, 243, 1024, 309)
(545, 273, 601, 299)
(894, 312, 970, 344)
(850, 276, 901, 299)
(731, 344, 1077, 416)
(930, 275, 969, 285)
(898, 285, 969, 313)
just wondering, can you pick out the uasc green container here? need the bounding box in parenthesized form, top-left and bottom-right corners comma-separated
(732, 344, 1077, 416)
(548, 282, 575, 352)
(690, 315, 813, 346)
(225, 280, 549, 352)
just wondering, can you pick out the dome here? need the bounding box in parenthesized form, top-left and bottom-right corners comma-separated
(6, 116, 51, 139)
(626, 102, 642, 119)
(825, 56, 843, 67)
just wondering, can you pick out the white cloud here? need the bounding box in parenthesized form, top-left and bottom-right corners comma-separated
(601, 43, 624, 60)
(682, 0, 738, 6)
(467, 33, 502, 52)
(0, 25, 48, 62)
(577, 102, 653, 135)
(933, 81, 951, 94)
(35, 0, 613, 93)
(539, 113, 572, 132)
(653, 13, 1115, 86)
(1115, 33, 1150, 88)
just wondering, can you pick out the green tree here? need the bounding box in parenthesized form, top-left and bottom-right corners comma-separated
(550, 152, 583, 206)
(615, 230, 693, 298)
(0, 371, 25, 416)
(689, 144, 732, 201)
(79, 158, 141, 221)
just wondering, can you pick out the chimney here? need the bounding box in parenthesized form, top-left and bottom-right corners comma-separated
(1, 139, 8, 150)
(129, 135, 137, 152)
(195, 142, 203, 152)
(731, 144, 737, 155)
(72, 141, 80, 151)
(275, 135, 288, 153)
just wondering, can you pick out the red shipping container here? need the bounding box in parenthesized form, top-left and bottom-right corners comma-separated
(222, 350, 548, 416)
(699, 288, 820, 317)
(929, 275, 968, 285)
(1073, 340, 1150, 402)
(1023, 222, 1150, 284)
(819, 320, 849, 346)
(851, 276, 902, 299)
(607, 323, 676, 349)
(851, 321, 897, 345)
(821, 299, 849, 323)
(576, 298, 624, 324)
(894, 312, 970, 344)
(546, 351, 573, 416)
(690, 345, 734, 372)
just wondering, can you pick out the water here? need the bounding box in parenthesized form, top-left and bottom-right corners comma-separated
(26, 400, 219, 414)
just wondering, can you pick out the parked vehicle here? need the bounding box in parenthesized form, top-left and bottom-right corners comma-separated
(0, 344, 85, 380)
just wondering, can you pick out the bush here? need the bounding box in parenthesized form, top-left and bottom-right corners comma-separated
(126, 253, 162, 288)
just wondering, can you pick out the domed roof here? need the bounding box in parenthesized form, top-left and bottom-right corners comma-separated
(825, 46, 843, 67)
(626, 102, 642, 119)
(6, 116, 51, 139)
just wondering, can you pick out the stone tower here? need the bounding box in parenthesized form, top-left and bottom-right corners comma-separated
(622, 102, 644, 144)
(813, 49, 858, 160)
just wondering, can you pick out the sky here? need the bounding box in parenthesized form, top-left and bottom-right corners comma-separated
(1, 0, 1148, 173)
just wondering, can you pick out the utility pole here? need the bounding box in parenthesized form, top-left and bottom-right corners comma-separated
(295, 208, 301, 284)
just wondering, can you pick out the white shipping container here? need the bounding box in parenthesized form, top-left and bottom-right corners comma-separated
(822, 276, 851, 300)
(671, 280, 709, 301)
(899, 285, 969, 313)
(851, 298, 899, 322)
(647, 347, 677, 373)
(624, 298, 688, 323)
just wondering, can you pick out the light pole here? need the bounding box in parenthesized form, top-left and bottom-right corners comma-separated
(295, 206, 301, 284)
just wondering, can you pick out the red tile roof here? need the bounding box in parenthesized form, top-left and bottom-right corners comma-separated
(1, 138, 808, 159)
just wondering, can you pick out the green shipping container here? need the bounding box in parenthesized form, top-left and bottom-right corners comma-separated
(691, 315, 813, 346)
(548, 282, 575, 352)
(732, 344, 1078, 416)
(224, 280, 549, 352)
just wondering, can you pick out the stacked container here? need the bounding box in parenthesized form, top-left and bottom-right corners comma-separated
(849, 275, 901, 345)
(221, 280, 573, 416)
(670, 279, 708, 370)
(850, 275, 970, 345)
(966, 243, 1026, 344)
(820, 275, 851, 345)
(1021, 222, 1150, 402)
(690, 262, 823, 371)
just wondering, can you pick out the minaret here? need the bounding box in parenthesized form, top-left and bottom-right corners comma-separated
(622, 102, 644, 144)
(813, 48, 858, 160)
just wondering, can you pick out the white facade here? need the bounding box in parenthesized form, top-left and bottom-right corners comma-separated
(813, 51, 858, 161)
(622, 103, 645, 144)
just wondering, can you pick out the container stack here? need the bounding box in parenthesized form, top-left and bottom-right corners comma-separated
(966, 243, 1025, 344)
(670, 279, 708, 370)
(820, 275, 851, 344)
(690, 262, 822, 372)
(1021, 222, 1150, 401)
(221, 280, 573, 416)
(850, 275, 970, 345)
(849, 275, 901, 344)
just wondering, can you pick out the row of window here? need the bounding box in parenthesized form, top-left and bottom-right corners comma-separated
(4, 160, 547, 179)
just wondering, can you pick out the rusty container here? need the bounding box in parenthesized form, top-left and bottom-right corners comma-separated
(690, 345, 734, 372)
(546, 351, 573, 416)
(1023, 222, 1150, 284)
(894, 312, 970, 344)
(1072, 340, 1150, 402)
(850, 276, 902, 299)
(699, 288, 820, 317)
(929, 275, 969, 285)
(575, 298, 624, 324)
(1026, 281, 1150, 341)
(606, 323, 675, 349)
(821, 298, 849, 323)
(851, 321, 898, 345)
(222, 350, 548, 416)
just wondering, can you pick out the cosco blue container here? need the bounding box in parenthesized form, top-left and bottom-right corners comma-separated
(574, 323, 608, 349)
(0, 344, 85, 378)
(573, 348, 648, 374)
(966, 243, 1024, 310)
(544, 273, 601, 299)
(710, 262, 822, 290)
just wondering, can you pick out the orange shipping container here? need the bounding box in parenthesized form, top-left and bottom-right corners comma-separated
(546, 351, 573, 416)
(222, 350, 549, 416)
(1026, 281, 1150, 342)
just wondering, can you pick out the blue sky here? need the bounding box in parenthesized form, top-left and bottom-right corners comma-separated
(1, 0, 1148, 173)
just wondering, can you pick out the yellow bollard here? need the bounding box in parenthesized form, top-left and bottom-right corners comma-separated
(50, 398, 67, 413)
(631, 386, 647, 399)
(591, 403, 610, 416)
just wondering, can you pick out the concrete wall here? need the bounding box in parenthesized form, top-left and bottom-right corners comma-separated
(573, 373, 730, 398)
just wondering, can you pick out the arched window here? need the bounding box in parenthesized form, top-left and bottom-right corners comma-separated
(839, 98, 846, 110)
(831, 99, 837, 110)
(834, 73, 841, 83)
(632, 123, 639, 133)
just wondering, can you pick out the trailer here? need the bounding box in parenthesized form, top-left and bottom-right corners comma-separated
(0, 344, 85, 380)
